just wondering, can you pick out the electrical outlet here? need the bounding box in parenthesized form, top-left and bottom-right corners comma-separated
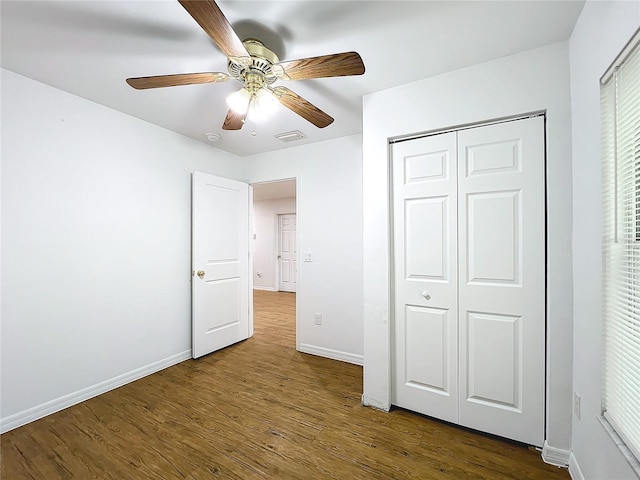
(574, 392, 581, 420)
(314, 313, 322, 325)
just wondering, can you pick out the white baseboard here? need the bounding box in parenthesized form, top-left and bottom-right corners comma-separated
(253, 286, 277, 291)
(0, 350, 191, 434)
(569, 452, 585, 480)
(298, 343, 363, 366)
(542, 440, 571, 468)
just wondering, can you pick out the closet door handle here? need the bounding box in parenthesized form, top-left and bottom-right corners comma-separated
(422, 291, 431, 300)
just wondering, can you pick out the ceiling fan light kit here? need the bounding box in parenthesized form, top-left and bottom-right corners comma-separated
(225, 44, 281, 123)
(249, 88, 279, 121)
(126, 0, 365, 132)
(226, 85, 279, 123)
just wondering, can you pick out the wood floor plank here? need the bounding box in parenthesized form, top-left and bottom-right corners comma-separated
(1, 290, 569, 479)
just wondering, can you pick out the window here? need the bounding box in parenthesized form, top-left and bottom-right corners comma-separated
(602, 28, 640, 463)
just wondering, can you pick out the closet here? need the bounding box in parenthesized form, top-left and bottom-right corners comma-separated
(391, 116, 545, 447)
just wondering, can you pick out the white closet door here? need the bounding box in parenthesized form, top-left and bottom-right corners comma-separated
(392, 132, 459, 424)
(391, 116, 545, 447)
(457, 116, 545, 446)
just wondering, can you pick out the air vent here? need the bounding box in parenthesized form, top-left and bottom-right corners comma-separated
(275, 130, 307, 143)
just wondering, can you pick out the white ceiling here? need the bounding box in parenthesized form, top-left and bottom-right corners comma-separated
(1, 0, 584, 157)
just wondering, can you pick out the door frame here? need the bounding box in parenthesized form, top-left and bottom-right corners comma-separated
(250, 176, 300, 350)
(388, 112, 548, 442)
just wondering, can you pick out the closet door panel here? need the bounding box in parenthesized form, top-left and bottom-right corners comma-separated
(392, 133, 459, 424)
(467, 190, 521, 285)
(457, 117, 545, 447)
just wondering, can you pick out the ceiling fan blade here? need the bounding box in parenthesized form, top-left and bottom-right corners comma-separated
(272, 87, 334, 128)
(126, 72, 229, 90)
(275, 52, 365, 81)
(222, 109, 245, 130)
(178, 0, 251, 64)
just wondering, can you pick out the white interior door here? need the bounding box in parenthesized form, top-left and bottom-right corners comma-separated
(192, 171, 250, 359)
(392, 132, 459, 423)
(392, 116, 545, 447)
(457, 117, 545, 446)
(278, 213, 297, 293)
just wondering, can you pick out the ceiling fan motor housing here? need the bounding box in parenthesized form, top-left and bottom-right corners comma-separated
(228, 39, 279, 86)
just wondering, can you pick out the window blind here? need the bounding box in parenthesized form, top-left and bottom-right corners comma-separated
(602, 30, 640, 462)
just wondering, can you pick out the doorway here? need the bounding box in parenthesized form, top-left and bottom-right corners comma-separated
(252, 179, 298, 346)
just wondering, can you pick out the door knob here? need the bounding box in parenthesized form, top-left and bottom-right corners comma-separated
(422, 291, 431, 300)
(197, 270, 205, 279)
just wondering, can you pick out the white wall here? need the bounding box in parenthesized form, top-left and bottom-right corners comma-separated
(242, 135, 364, 365)
(362, 43, 574, 452)
(1, 69, 243, 431)
(569, 1, 640, 479)
(253, 197, 296, 290)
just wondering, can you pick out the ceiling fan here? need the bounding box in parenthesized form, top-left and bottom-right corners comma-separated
(126, 0, 365, 131)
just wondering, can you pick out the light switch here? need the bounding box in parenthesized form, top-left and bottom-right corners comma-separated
(303, 251, 313, 262)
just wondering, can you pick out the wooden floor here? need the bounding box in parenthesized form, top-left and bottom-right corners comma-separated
(2, 291, 569, 479)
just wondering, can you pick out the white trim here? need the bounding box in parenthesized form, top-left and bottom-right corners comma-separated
(598, 416, 640, 476)
(390, 110, 545, 145)
(362, 394, 391, 411)
(298, 343, 363, 366)
(273, 212, 281, 292)
(295, 179, 300, 351)
(569, 452, 586, 480)
(248, 184, 255, 338)
(542, 441, 571, 468)
(253, 286, 277, 291)
(0, 350, 191, 434)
